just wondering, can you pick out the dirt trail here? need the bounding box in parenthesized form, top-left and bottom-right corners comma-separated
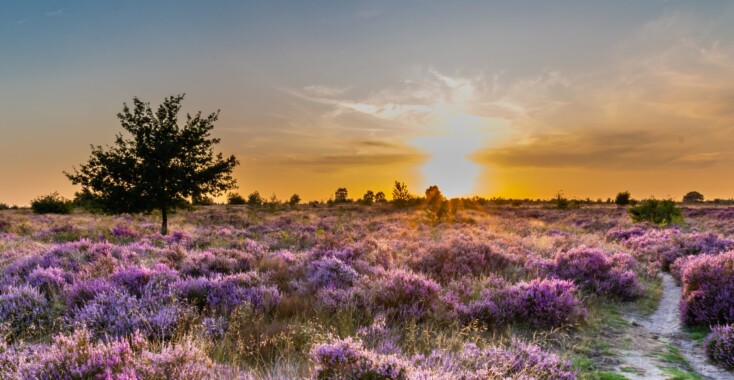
(615, 273, 732, 379)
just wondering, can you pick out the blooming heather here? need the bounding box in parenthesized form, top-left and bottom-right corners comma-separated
(705, 324, 734, 369)
(680, 251, 734, 326)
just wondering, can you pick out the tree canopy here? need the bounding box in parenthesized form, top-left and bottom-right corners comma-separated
(66, 95, 239, 234)
(683, 191, 704, 203)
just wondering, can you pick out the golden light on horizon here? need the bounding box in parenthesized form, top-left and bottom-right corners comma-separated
(411, 109, 503, 198)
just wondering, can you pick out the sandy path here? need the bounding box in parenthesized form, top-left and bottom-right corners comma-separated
(617, 273, 732, 379)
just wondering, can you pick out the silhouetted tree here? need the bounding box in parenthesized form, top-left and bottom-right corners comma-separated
(392, 181, 414, 207)
(615, 191, 631, 206)
(683, 191, 704, 203)
(247, 191, 264, 206)
(66, 95, 238, 235)
(288, 194, 301, 206)
(374, 191, 387, 203)
(334, 188, 349, 203)
(362, 190, 375, 205)
(424, 185, 449, 224)
(228, 193, 246, 205)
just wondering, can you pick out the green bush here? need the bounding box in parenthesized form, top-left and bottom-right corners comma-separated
(0, 203, 9, 210)
(30, 192, 73, 214)
(629, 199, 682, 225)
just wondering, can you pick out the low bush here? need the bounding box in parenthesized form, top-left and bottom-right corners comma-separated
(536, 247, 643, 300)
(30, 192, 73, 214)
(705, 324, 734, 369)
(629, 199, 682, 225)
(411, 239, 518, 282)
(459, 278, 586, 329)
(0, 285, 49, 341)
(12, 328, 215, 379)
(359, 269, 441, 321)
(311, 337, 410, 379)
(680, 251, 734, 326)
(413, 340, 577, 379)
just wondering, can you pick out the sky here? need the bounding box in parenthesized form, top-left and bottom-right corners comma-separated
(2, 1, 734, 205)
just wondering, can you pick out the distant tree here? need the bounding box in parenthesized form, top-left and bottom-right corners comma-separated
(0, 203, 9, 211)
(361, 190, 375, 205)
(227, 193, 246, 205)
(334, 188, 349, 203)
(554, 191, 569, 210)
(66, 95, 238, 235)
(615, 191, 631, 206)
(424, 185, 449, 224)
(392, 181, 414, 207)
(425, 185, 444, 205)
(374, 191, 387, 203)
(683, 191, 704, 203)
(30, 192, 73, 214)
(288, 194, 301, 207)
(247, 191, 264, 206)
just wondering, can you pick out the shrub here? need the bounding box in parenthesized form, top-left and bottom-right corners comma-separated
(307, 256, 359, 289)
(514, 279, 586, 328)
(629, 199, 682, 225)
(27, 266, 70, 296)
(30, 192, 73, 214)
(0, 203, 9, 210)
(173, 273, 280, 314)
(413, 341, 577, 379)
(227, 192, 246, 205)
(412, 239, 517, 282)
(460, 278, 586, 329)
(310, 337, 410, 379)
(0, 285, 49, 341)
(68, 286, 190, 339)
(19, 328, 215, 379)
(360, 269, 441, 320)
(680, 251, 734, 326)
(705, 324, 734, 369)
(541, 247, 643, 300)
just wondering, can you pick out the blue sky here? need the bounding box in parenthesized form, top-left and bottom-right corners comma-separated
(2, 1, 734, 204)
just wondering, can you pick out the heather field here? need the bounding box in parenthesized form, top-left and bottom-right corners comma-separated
(1, 204, 733, 379)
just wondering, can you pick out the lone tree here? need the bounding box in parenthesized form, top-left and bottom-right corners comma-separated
(392, 181, 414, 207)
(66, 95, 239, 235)
(615, 191, 631, 206)
(683, 191, 704, 203)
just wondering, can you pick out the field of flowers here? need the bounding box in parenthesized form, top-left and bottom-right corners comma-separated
(1, 204, 734, 379)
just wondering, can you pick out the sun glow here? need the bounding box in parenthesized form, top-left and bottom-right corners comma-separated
(412, 111, 502, 198)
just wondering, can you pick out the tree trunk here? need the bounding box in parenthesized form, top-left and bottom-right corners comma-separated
(161, 207, 168, 235)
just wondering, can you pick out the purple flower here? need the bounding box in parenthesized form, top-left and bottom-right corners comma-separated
(705, 324, 734, 369)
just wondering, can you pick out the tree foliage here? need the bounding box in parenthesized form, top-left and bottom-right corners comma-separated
(615, 191, 631, 206)
(288, 194, 301, 207)
(391, 181, 415, 207)
(683, 191, 704, 203)
(361, 190, 375, 205)
(334, 188, 349, 203)
(66, 95, 238, 234)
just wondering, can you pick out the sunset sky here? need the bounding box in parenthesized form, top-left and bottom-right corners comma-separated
(2, 1, 734, 205)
